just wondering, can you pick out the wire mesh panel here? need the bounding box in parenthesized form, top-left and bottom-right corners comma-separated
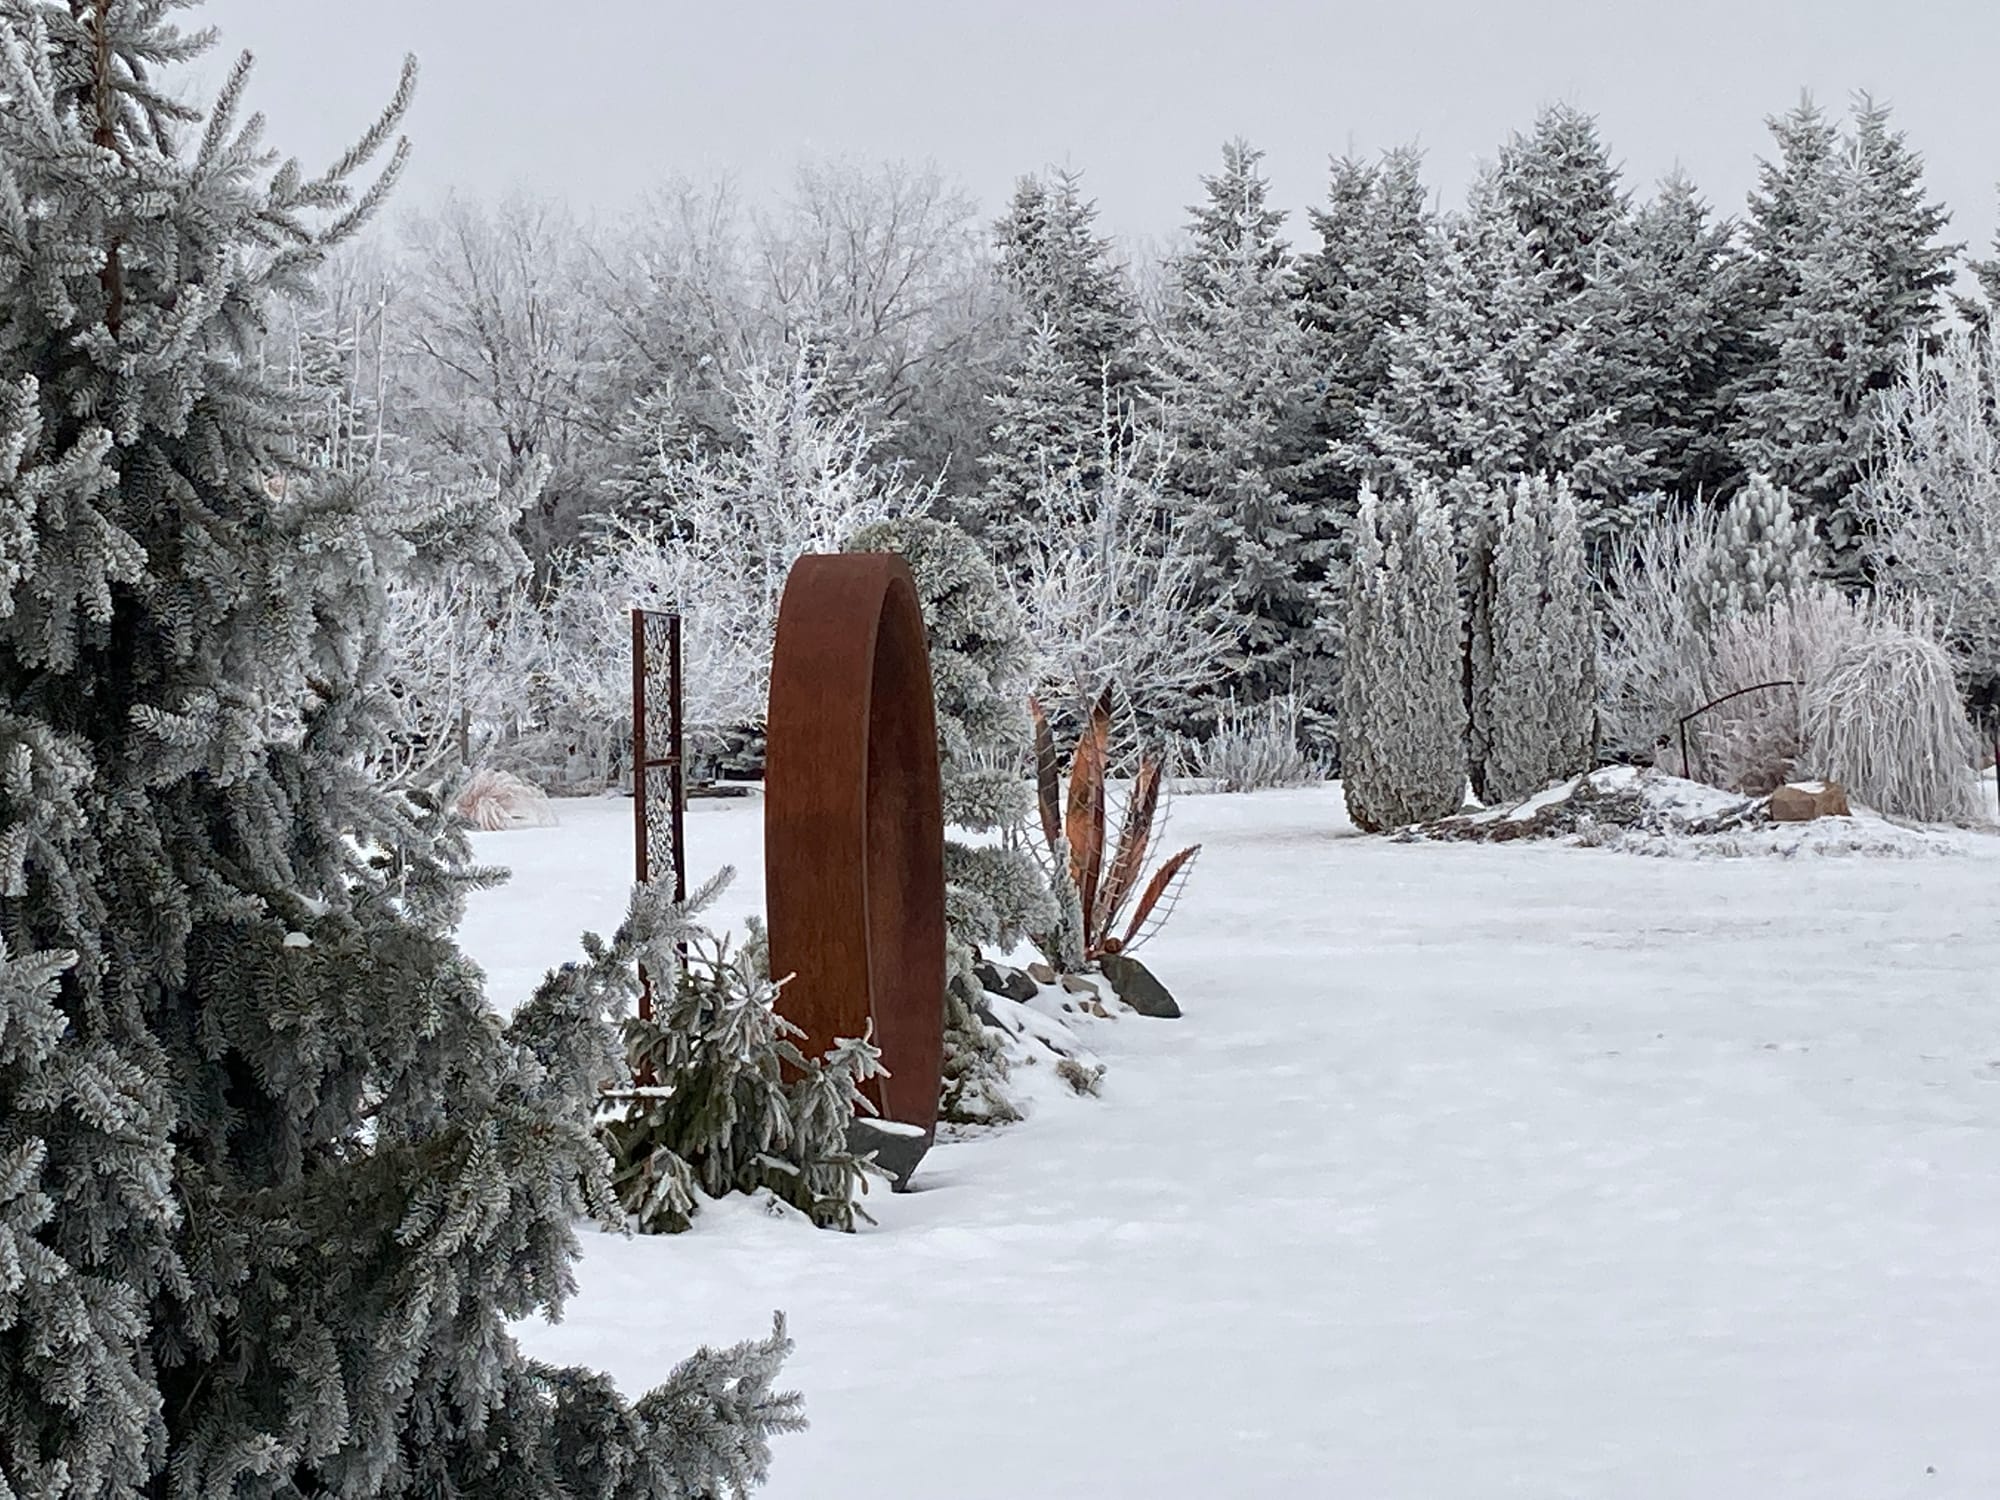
(631, 608, 686, 1020)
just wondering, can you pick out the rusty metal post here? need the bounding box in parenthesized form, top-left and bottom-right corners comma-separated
(669, 611, 687, 904)
(764, 553, 946, 1139)
(631, 607, 688, 1024)
(631, 607, 652, 1021)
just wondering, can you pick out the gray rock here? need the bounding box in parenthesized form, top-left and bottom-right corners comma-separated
(974, 960, 1039, 1004)
(1098, 952, 1181, 1018)
(847, 1116, 931, 1191)
(1026, 961, 1058, 986)
(1059, 973, 1101, 997)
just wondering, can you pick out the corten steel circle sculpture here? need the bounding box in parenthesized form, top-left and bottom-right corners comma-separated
(764, 552, 946, 1138)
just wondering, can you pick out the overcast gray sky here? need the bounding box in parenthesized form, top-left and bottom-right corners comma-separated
(197, 0, 2000, 255)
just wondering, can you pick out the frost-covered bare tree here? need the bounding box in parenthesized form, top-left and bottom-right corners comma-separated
(1859, 330, 2000, 708)
(264, 240, 403, 474)
(370, 571, 542, 788)
(589, 175, 758, 471)
(535, 348, 927, 781)
(397, 194, 612, 560)
(752, 157, 1007, 488)
(1013, 403, 1232, 729)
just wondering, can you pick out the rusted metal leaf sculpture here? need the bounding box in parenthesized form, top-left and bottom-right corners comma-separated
(1029, 685, 1199, 964)
(764, 553, 946, 1138)
(1065, 689, 1111, 925)
(1030, 697, 1063, 852)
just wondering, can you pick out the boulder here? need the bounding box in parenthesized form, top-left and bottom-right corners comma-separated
(1059, 973, 1101, 998)
(847, 1117, 930, 1192)
(1098, 952, 1181, 1019)
(1026, 961, 1058, 986)
(1768, 780, 1852, 822)
(974, 960, 1039, 1004)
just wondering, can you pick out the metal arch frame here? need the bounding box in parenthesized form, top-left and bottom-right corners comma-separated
(763, 553, 946, 1138)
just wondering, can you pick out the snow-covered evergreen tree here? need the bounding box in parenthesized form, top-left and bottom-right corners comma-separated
(1340, 485, 1465, 831)
(1696, 472, 1819, 624)
(1953, 199, 2000, 331)
(846, 517, 1054, 1122)
(976, 316, 1098, 570)
(602, 874, 886, 1234)
(978, 169, 1143, 569)
(1484, 476, 1597, 801)
(0, 10, 800, 1494)
(993, 167, 1145, 397)
(1153, 139, 1328, 719)
(1616, 173, 1760, 504)
(1297, 146, 1432, 522)
(1360, 105, 1650, 555)
(1732, 95, 1956, 578)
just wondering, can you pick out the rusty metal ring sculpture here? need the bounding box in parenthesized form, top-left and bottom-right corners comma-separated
(765, 552, 946, 1138)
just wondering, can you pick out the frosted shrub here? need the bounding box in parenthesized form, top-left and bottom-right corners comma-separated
(1188, 693, 1329, 792)
(1340, 485, 1465, 831)
(1700, 474, 1819, 623)
(1015, 409, 1234, 733)
(1658, 589, 1982, 821)
(1692, 589, 1872, 792)
(1484, 475, 1597, 801)
(1598, 487, 1816, 765)
(1802, 613, 1985, 823)
(599, 872, 886, 1234)
(453, 768, 559, 830)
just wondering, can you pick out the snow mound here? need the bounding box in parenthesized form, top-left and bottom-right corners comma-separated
(1403, 766, 1982, 858)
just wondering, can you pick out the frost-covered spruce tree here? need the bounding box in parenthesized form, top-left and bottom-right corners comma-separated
(847, 517, 1055, 1122)
(1484, 476, 1597, 802)
(1358, 105, 1650, 554)
(978, 168, 1144, 572)
(1732, 95, 1955, 579)
(601, 873, 885, 1234)
(1340, 485, 1465, 831)
(1153, 139, 1329, 720)
(0, 9, 798, 1496)
(1616, 172, 1760, 504)
(1297, 145, 1431, 523)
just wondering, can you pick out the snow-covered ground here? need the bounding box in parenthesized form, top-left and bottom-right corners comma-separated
(461, 781, 2000, 1500)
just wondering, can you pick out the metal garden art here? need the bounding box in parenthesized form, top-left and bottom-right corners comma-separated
(631, 606, 687, 1019)
(1029, 685, 1200, 971)
(764, 553, 948, 1147)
